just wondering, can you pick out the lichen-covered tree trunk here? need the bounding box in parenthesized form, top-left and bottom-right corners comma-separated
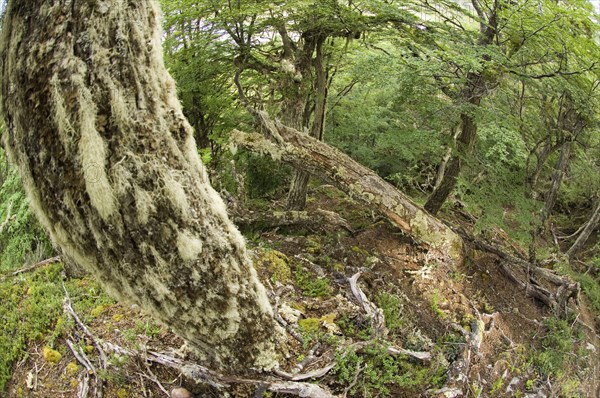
(231, 117, 464, 264)
(0, 0, 278, 371)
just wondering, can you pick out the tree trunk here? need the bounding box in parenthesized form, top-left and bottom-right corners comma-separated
(231, 118, 464, 263)
(566, 199, 600, 260)
(0, 0, 278, 371)
(285, 36, 328, 211)
(425, 110, 479, 215)
(540, 140, 572, 228)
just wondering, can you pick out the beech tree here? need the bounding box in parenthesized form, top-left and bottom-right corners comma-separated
(0, 0, 279, 371)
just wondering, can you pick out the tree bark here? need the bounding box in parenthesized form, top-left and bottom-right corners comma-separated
(566, 199, 600, 260)
(285, 35, 328, 211)
(540, 140, 572, 228)
(0, 0, 278, 371)
(231, 116, 464, 263)
(425, 109, 479, 215)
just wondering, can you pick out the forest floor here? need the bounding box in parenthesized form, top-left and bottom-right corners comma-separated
(3, 185, 600, 398)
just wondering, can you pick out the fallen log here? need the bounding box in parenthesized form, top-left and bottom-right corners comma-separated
(230, 117, 464, 264)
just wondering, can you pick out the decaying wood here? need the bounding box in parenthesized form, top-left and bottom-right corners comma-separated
(434, 314, 485, 397)
(230, 122, 464, 264)
(348, 272, 386, 337)
(233, 208, 353, 234)
(10, 256, 61, 276)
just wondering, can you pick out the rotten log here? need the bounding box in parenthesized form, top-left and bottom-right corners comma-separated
(230, 117, 464, 264)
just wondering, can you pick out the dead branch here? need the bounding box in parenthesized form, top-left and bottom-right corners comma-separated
(434, 313, 485, 397)
(350, 342, 432, 362)
(63, 284, 108, 369)
(63, 292, 338, 397)
(452, 225, 580, 316)
(566, 199, 600, 260)
(348, 272, 386, 337)
(8, 256, 61, 277)
(230, 125, 463, 264)
(65, 339, 99, 398)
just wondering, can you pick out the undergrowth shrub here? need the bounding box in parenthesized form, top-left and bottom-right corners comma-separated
(0, 263, 114, 391)
(0, 150, 53, 273)
(332, 344, 446, 397)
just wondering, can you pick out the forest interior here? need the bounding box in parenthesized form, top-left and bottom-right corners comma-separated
(0, 0, 599, 397)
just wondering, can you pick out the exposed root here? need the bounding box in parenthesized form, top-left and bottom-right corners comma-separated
(348, 272, 386, 337)
(452, 225, 580, 317)
(63, 289, 337, 397)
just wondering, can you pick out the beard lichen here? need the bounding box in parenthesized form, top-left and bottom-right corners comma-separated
(0, 0, 278, 371)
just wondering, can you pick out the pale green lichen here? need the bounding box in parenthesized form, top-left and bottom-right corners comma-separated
(135, 188, 155, 225)
(176, 230, 203, 261)
(164, 173, 190, 216)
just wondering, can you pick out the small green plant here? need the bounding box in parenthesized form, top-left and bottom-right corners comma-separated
(0, 262, 114, 391)
(294, 267, 332, 298)
(430, 290, 447, 319)
(489, 377, 503, 395)
(377, 293, 405, 335)
(533, 318, 577, 378)
(332, 343, 446, 397)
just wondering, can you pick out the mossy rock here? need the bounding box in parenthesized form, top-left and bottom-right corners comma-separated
(257, 249, 292, 283)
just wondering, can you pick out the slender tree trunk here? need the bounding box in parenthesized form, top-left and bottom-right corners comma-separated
(0, 0, 278, 371)
(286, 36, 328, 210)
(231, 117, 464, 264)
(425, 110, 479, 215)
(526, 137, 562, 196)
(433, 126, 460, 192)
(540, 140, 572, 228)
(566, 199, 600, 260)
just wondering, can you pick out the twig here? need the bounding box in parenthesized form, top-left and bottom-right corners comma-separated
(293, 343, 321, 373)
(341, 363, 365, 398)
(65, 339, 94, 398)
(351, 341, 431, 362)
(138, 372, 170, 397)
(8, 256, 61, 277)
(63, 284, 108, 369)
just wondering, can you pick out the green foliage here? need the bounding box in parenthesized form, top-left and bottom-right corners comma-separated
(563, 263, 600, 314)
(533, 318, 578, 378)
(0, 151, 52, 273)
(332, 344, 446, 397)
(376, 293, 405, 335)
(0, 263, 114, 391)
(294, 267, 332, 298)
(243, 154, 291, 199)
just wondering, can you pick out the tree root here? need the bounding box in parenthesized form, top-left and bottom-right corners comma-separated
(63, 286, 338, 397)
(452, 225, 580, 317)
